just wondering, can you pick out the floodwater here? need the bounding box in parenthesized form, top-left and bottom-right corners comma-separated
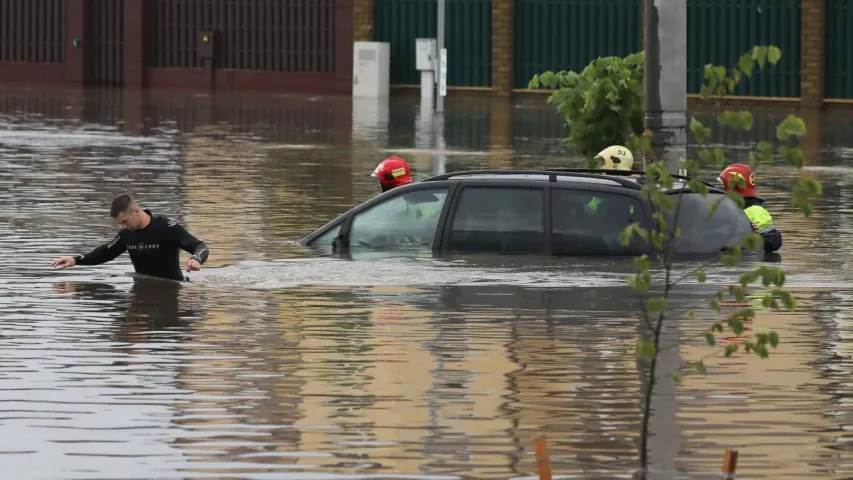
(2, 86, 853, 479)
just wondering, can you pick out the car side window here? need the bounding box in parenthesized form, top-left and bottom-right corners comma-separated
(349, 188, 449, 249)
(551, 188, 647, 255)
(447, 186, 544, 253)
(310, 224, 341, 246)
(668, 192, 754, 254)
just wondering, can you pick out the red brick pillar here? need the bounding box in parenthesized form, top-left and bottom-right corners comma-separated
(125, 0, 148, 87)
(65, 0, 87, 85)
(335, 0, 354, 93)
(800, 107, 824, 163)
(800, 0, 826, 107)
(492, 0, 513, 96)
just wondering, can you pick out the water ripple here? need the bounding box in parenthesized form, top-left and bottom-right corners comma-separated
(0, 88, 852, 479)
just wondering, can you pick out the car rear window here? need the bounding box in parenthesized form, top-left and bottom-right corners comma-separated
(667, 192, 754, 254)
(551, 188, 648, 255)
(448, 186, 545, 253)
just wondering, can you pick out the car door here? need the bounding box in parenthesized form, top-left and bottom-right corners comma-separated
(438, 180, 548, 254)
(665, 191, 757, 255)
(549, 185, 652, 256)
(328, 182, 457, 253)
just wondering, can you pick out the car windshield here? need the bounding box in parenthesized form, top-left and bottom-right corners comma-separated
(665, 192, 754, 254)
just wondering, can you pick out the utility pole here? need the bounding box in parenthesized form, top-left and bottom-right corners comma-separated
(434, 0, 447, 173)
(644, 0, 687, 175)
(436, 0, 446, 113)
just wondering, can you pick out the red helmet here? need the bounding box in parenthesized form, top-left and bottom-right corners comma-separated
(718, 163, 757, 197)
(372, 156, 412, 191)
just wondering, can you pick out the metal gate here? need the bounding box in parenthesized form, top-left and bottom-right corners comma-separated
(827, 0, 853, 99)
(374, 0, 492, 87)
(85, 0, 125, 85)
(686, 0, 800, 97)
(514, 0, 642, 89)
(0, 0, 65, 63)
(147, 0, 336, 73)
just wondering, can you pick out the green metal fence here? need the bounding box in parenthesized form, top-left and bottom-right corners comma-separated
(827, 0, 853, 99)
(373, 0, 492, 87)
(687, 0, 801, 97)
(514, 0, 643, 90)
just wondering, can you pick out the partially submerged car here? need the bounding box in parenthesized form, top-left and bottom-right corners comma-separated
(296, 169, 759, 257)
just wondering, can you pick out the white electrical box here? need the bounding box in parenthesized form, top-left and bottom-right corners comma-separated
(352, 41, 390, 98)
(415, 38, 436, 71)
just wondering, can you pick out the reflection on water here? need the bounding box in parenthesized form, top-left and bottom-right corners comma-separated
(2, 86, 853, 479)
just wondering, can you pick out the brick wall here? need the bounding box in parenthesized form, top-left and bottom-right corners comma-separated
(491, 0, 513, 96)
(353, 0, 374, 42)
(800, 0, 825, 106)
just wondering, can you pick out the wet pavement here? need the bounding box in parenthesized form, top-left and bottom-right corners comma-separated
(2, 86, 853, 479)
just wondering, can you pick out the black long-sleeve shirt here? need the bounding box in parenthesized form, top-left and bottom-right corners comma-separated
(73, 209, 209, 281)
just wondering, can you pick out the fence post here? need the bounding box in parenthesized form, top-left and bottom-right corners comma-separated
(534, 436, 552, 480)
(722, 449, 739, 479)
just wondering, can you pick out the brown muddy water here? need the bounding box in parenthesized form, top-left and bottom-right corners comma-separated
(2, 86, 853, 479)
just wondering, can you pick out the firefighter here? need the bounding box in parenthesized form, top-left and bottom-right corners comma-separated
(718, 163, 783, 253)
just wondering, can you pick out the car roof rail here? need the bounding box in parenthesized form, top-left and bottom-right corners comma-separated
(548, 168, 719, 189)
(422, 168, 720, 190)
(421, 169, 644, 189)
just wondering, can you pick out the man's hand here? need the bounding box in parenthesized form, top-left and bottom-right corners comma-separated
(186, 256, 201, 272)
(51, 256, 77, 269)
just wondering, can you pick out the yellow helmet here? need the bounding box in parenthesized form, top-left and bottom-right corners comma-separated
(594, 145, 634, 171)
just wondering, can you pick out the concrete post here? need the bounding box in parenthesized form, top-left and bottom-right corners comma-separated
(643, 0, 687, 175)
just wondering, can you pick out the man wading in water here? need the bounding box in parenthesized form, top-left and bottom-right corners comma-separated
(51, 194, 210, 282)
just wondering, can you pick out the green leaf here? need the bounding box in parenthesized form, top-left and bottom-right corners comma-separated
(704, 332, 716, 346)
(696, 361, 708, 375)
(690, 117, 711, 144)
(647, 297, 668, 314)
(776, 114, 807, 141)
(741, 233, 763, 252)
(768, 46, 782, 64)
(696, 270, 707, 283)
(710, 299, 721, 313)
(724, 344, 738, 357)
(633, 254, 650, 272)
(752, 46, 768, 68)
(738, 54, 755, 78)
(729, 318, 745, 336)
(769, 331, 780, 348)
(779, 146, 805, 168)
(636, 338, 657, 359)
(772, 290, 797, 310)
(672, 371, 683, 384)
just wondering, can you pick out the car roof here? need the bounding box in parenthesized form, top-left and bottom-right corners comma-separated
(421, 168, 722, 194)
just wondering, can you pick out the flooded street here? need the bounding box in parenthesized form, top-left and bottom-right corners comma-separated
(3, 86, 853, 479)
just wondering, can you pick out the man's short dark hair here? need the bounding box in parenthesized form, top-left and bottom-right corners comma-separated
(110, 194, 135, 218)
